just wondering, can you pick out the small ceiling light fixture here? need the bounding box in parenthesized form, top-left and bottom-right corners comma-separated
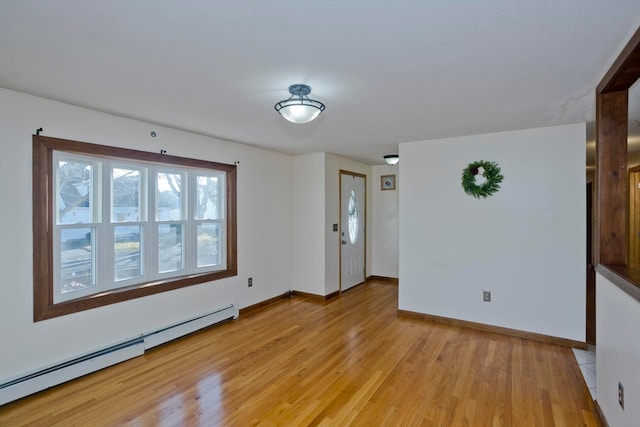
(384, 154, 399, 165)
(275, 84, 325, 124)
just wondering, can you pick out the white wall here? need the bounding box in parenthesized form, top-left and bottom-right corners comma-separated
(371, 164, 399, 278)
(596, 273, 640, 427)
(292, 153, 326, 295)
(0, 89, 293, 380)
(291, 153, 371, 296)
(398, 124, 586, 341)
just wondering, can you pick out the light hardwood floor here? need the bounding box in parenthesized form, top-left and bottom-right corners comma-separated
(0, 280, 600, 426)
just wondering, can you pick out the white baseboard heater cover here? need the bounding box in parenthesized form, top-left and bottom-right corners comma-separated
(0, 338, 144, 406)
(0, 303, 237, 406)
(142, 304, 238, 350)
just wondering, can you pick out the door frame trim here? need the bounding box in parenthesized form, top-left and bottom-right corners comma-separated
(339, 170, 367, 292)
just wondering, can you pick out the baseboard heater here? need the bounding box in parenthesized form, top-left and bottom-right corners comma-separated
(142, 304, 238, 350)
(0, 303, 238, 406)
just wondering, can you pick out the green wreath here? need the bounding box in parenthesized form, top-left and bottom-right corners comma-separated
(461, 160, 504, 199)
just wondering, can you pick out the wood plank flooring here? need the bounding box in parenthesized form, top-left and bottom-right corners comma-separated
(0, 280, 600, 426)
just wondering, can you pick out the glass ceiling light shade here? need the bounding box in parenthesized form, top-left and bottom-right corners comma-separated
(275, 84, 325, 124)
(384, 155, 399, 165)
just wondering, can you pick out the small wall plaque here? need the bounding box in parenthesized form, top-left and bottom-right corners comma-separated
(381, 174, 396, 191)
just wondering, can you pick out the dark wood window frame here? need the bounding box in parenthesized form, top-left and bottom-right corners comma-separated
(595, 26, 640, 302)
(33, 135, 238, 321)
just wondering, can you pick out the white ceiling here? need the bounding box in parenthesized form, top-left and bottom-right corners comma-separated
(1, 1, 639, 165)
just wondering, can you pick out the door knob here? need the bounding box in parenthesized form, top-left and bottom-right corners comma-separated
(342, 240, 347, 244)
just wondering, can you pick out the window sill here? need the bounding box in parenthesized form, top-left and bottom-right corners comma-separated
(36, 269, 237, 321)
(596, 264, 640, 303)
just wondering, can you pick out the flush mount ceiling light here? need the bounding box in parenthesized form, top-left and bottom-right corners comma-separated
(274, 84, 325, 124)
(384, 155, 399, 165)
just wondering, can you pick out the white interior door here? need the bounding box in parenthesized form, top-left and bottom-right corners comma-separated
(340, 172, 365, 291)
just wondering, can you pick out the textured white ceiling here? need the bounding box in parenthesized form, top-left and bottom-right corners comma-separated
(1, 1, 639, 164)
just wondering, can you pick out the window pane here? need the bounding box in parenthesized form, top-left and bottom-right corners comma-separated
(114, 225, 142, 281)
(348, 190, 359, 244)
(196, 175, 220, 220)
(112, 167, 141, 222)
(197, 223, 220, 267)
(157, 172, 182, 221)
(159, 224, 183, 273)
(57, 160, 93, 224)
(61, 227, 95, 294)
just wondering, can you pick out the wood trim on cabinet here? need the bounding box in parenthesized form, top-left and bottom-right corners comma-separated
(595, 25, 640, 295)
(596, 26, 640, 94)
(595, 90, 629, 266)
(596, 264, 640, 303)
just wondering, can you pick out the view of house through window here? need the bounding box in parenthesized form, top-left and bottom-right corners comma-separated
(33, 135, 237, 321)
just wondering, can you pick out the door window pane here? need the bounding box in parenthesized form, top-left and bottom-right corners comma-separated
(348, 190, 359, 244)
(197, 223, 220, 267)
(159, 224, 183, 273)
(114, 225, 142, 281)
(57, 160, 93, 224)
(157, 172, 182, 221)
(112, 167, 142, 222)
(61, 227, 95, 293)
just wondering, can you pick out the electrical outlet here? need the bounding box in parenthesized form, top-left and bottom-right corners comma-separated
(619, 381, 624, 409)
(483, 291, 491, 302)
(248, 277, 253, 287)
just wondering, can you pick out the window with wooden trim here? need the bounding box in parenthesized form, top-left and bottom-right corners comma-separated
(33, 135, 237, 321)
